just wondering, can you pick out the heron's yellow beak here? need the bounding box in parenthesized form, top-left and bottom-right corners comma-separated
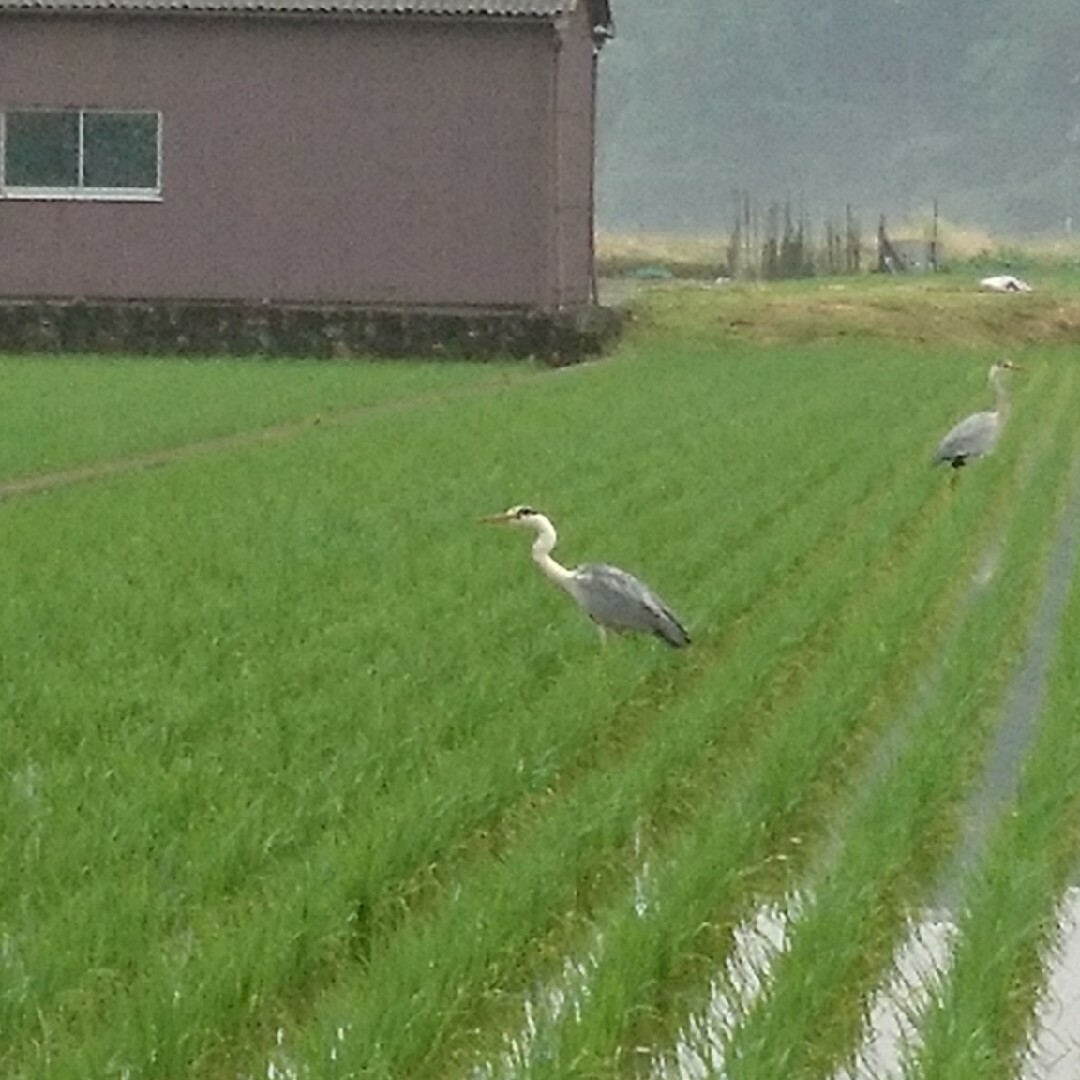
(479, 512, 512, 525)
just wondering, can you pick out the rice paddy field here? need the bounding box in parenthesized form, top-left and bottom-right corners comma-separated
(2, 274, 1080, 1079)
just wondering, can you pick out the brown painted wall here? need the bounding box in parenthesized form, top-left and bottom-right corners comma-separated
(552, 1, 598, 307)
(0, 12, 598, 308)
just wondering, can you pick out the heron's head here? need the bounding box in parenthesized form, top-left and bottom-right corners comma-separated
(480, 505, 546, 528)
(990, 359, 1023, 379)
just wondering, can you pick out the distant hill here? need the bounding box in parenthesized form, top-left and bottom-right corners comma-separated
(596, 0, 1080, 236)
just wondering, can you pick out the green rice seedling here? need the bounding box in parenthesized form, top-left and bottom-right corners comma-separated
(269, 362, 1052, 1077)
(725, 467, 1075, 1076)
(912, 460, 1080, 1078)
(0, 290, 1069, 1077)
(710, 370, 1080, 1080)
(2, 341, 948, 1076)
(0, 343, 872, 1072)
(510, 360, 1072, 1078)
(0, 348, 920, 1076)
(0, 352, 524, 481)
(280, 493, 938, 1075)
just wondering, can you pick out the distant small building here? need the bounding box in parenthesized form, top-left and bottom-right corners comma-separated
(0, 0, 614, 352)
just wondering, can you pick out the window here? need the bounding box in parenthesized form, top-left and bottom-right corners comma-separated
(1, 108, 161, 199)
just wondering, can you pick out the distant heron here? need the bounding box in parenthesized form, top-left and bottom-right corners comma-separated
(933, 360, 1023, 471)
(480, 506, 690, 647)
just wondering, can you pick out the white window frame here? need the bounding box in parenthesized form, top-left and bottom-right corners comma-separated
(0, 107, 162, 202)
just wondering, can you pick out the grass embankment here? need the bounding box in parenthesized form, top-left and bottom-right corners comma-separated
(1, 279, 1079, 1078)
(619, 273, 1080, 349)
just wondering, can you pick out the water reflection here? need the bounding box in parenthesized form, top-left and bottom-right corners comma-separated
(271, 878, 1078, 1079)
(265, 1023, 347, 1079)
(649, 899, 798, 1079)
(267, 1027, 299, 1080)
(470, 950, 597, 1078)
(1023, 887, 1080, 1080)
(475, 826, 650, 1077)
(606, 891, 1077, 1080)
(832, 911, 955, 1080)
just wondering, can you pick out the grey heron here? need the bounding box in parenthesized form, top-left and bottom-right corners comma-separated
(933, 360, 1023, 470)
(480, 506, 690, 647)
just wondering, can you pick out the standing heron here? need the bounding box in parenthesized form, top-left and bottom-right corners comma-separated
(480, 506, 690, 647)
(933, 360, 1023, 471)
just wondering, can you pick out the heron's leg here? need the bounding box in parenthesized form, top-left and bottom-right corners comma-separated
(595, 624, 608, 648)
(950, 457, 965, 490)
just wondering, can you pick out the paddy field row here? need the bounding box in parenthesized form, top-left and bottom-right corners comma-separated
(1, 282, 1079, 1078)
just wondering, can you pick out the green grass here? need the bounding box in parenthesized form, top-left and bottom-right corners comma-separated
(2, 282, 1080, 1079)
(0, 353, 524, 481)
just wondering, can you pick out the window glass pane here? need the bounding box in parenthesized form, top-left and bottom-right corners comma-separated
(4, 111, 79, 187)
(82, 112, 159, 189)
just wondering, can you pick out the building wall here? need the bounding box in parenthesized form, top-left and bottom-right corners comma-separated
(0, 13, 595, 308)
(551, 1, 599, 307)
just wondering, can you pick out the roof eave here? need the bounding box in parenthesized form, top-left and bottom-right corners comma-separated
(0, 0, 609, 20)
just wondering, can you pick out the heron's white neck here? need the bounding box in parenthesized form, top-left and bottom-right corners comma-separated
(989, 366, 1010, 417)
(527, 516, 575, 590)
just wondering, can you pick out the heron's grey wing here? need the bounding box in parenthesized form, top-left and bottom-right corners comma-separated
(572, 563, 690, 647)
(933, 410, 1000, 465)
